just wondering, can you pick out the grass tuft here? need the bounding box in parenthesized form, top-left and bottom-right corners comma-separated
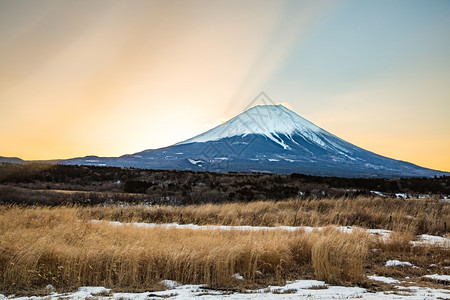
(312, 227, 368, 284)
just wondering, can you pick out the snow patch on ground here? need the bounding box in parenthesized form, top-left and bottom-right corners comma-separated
(423, 274, 450, 282)
(385, 260, 414, 267)
(66, 286, 110, 298)
(365, 229, 392, 240)
(160, 279, 180, 289)
(8, 286, 111, 299)
(252, 280, 365, 298)
(412, 234, 449, 247)
(395, 193, 408, 199)
(91, 220, 449, 248)
(367, 275, 400, 284)
(3, 280, 450, 299)
(371, 190, 386, 197)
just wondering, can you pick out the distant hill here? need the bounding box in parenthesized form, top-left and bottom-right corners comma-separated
(0, 156, 24, 164)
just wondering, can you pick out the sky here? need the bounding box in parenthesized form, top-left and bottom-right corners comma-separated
(0, 0, 449, 171)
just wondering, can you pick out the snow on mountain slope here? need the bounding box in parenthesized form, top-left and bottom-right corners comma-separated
(61, 104, 450, 178)
(178, 105, 328, 150)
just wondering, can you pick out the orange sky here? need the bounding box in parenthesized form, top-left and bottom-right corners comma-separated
(0, 0, 449, 171)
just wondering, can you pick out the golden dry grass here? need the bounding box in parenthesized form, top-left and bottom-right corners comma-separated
(0, 205, 448, 295)
(312, 228, 369, 284)
(79, 196, 450, 236)
(0, 206, 370, 293)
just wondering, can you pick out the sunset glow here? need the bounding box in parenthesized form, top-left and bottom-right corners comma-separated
(1, 0, 449, 171)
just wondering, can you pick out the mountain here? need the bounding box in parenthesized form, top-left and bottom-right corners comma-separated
(62, 105, 449, 178)
(0, 156, 25, 164)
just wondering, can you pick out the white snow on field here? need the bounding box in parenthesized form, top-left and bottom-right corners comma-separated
(395, 193, 409, 199)
(66, 286, 110, 298)
(365, 228, 392, 240)
(367, 275, 400, 284)
(2, 286, 112, 299)
(91, 220, 449, 248)
(371, 190, 386, 197)
(231, 273, 244, 280)
(161, 280, 180, 289)
(411, 234, 449, 247)
(250, 280, 366, 298)
(2, 280, 449, 299)
(94, 220, 354, 233)
(99, 221, 380, 235)
(385, 260, 414, 267)
(100, 220, 298, 232)
(423, 274, 450, 282)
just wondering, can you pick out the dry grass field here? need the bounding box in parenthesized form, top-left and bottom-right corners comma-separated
(0, 203, 448, 295)
(79, 196, 449, 235)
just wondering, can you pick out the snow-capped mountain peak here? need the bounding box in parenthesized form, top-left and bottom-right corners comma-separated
(62, 103, 449, 178)
(177, 105, 325, 149)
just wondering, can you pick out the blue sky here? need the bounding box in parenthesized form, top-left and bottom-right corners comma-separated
(0, 0, 449, 170)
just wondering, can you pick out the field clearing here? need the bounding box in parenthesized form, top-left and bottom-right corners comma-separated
(0, 206, 449, 297)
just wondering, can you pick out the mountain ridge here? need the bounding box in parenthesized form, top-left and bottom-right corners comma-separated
(59, 104, 449, 178)
(0, 156, 25, 164)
